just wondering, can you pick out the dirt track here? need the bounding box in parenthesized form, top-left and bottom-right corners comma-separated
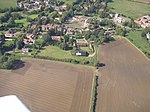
(0, 60, 93, 112)
(97, 39, 150, 112)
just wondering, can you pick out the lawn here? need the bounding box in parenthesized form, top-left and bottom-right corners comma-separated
(0, 13, 4, 17)
(108, 0, 150, 19)
(0, 0, 17, 8)
(65, 21, 82, 29)
(60, 0, 76, 4)
(38, 45, 91, 61)
(28, 14, 38, 19)
(15, 19, 30, 27)
(126, 30, 150, 55)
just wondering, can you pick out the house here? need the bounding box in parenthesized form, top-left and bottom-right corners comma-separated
(114, 14, 124, 23)
(22, 48, 29, 53)
(40, 24, 55, 31)
(5, 29, 15, 38)
(76, 51, 89, 56)
(51, 36, 61, 41)
(23, 34, 35, 45)
(134, 15, 150, 28)
(76, 39, 88, 47)
(146, 32, 150, 39)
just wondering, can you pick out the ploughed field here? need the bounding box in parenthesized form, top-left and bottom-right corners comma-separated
(0, 59, 93, 112)
(97, 39, 150, 112)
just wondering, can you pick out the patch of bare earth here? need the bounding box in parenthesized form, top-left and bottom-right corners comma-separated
(96, 38, 150, 112)
(0, 60, 93, 112)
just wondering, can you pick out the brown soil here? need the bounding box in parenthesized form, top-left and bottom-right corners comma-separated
(96, 38, 150, 112)
(0, 60, 93, 112)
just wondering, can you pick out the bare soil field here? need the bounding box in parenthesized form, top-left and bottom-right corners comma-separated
(96, 38, 150, 112)
(0, 59, 93, 112)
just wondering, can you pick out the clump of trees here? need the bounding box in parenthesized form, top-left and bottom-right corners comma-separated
(0, 54, 18, 69)
(141, 27, 150, 39)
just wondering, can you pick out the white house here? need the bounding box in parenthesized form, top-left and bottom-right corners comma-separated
(114, 13, 123, 23)
(146, 32, 150, 39)
(0, 95, 31, 112)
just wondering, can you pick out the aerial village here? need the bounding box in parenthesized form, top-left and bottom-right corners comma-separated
(0, 0, 150, 68)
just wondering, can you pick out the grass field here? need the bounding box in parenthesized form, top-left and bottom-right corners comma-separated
(15, 19, 30, 27)
(108, 0, 150, 19)
(0, 0, 17, 8)
(0, 59, 94, 112)
(126, 30, 150, 55)
(38, 45, 91, 61)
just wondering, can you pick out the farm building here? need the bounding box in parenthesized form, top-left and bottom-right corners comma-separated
(134, 15, 150, 28)
(22, 48, 29, 53)
(76, 51, 89, 56)
(114, 14, 124, 23)
(76, 39, 88, 47)
(51, 36, 61, 41)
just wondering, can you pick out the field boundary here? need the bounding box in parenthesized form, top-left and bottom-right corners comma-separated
(89, 70, 98, 112)
(123, 37, 150, 61)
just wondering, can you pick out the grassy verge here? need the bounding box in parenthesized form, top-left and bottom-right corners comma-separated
(89, 73, 98, 112)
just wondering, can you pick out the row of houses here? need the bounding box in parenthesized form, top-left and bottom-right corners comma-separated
(30, 24, 62, 32)
(134, 15, 150, 28)
(18, 0, 50, 10)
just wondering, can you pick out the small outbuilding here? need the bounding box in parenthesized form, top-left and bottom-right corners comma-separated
(76, 51, 89, 56)
(146, 32, 150, 39)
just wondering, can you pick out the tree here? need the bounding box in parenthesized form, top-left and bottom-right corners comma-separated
(8, 17, 16, 27)
(60, 42, 69, 50)
(2, 40, 15, 51)
(35, 38, 44, 49)
(15, 35, 24, 49)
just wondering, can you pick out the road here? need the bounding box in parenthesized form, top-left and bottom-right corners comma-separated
(96, 38, 150, 112)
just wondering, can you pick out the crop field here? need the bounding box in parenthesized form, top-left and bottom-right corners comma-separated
(108, 0, 150, 19)
(0, 0, 17, 8)
(0, 59, 93, 112)
(96, 39, 150, 112)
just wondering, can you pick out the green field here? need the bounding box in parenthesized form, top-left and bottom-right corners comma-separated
(127, 30, 150, 56)
(28, 14, 38, 19)
(0, 0, 17, 8)
(15, 19, 30, 27)
(108, 0, 150, 19)
(38, 45, 91, 61)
